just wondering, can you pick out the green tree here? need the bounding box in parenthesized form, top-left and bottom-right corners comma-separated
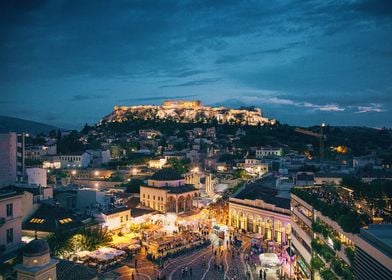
(79, 226, 112, 251)
(124, 179, 144, 193)
(46, 231, 73, 257)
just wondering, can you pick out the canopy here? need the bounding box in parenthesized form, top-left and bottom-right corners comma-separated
(259, 253, 282, 267)
(128, 244, 141, 250)
(88, 247, 125, 261)
(75, 250, 91, 258)
(113, 243, 129, 250)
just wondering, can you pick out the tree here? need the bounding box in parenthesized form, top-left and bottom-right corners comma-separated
(79, 226, 112, 251)
(124, 179, 144, 193)
(46, 231, 73, 257)
(233, 169, 247, 179)
(167, 158, 190, 174)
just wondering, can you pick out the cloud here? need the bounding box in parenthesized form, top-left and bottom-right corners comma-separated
(354, 103, 385, 113)
(237, 95, 345, 112)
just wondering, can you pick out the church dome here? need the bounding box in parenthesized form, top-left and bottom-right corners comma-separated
(23, 239, 50, 257)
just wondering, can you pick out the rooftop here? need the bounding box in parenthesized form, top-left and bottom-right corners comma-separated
(233, 177, 290, 209)
(150, 168, 184, 181)
(360, 224, 392, 258)
(23, 239, 50, 257)
(103, 206, 130, 215)
(23, 205, 83, 233)
(143, 184, 197, 194)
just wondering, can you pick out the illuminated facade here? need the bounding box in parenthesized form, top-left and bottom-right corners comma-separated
(228, 178, 291, 244)
(140, 168, 199, 213)
(291, 190, 357, 279)
(104, 100, 276, 126)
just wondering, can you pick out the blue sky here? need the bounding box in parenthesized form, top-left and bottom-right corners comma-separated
(0, 0, 391, 129)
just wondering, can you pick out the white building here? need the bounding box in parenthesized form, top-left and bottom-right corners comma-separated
(76, 188, 110, 211)
(256, 147, 283, 158)
(26, 168, 47, 188)
(0, 189, 23, 257)
(55, 152, 92, 168)
(94, 206, 131, 231)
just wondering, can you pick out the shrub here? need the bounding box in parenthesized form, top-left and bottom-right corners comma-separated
(345, 247, 355, 265)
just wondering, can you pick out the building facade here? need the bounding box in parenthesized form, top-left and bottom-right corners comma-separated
(140, 168, 199, 213)
(290, 190, 357, 280)
(0, 189, 23, 258)
(0, 133, 25, 188)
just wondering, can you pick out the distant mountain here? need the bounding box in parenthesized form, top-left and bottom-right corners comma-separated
(0, 116, 61, 135)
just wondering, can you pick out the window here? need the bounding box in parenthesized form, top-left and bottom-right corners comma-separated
(153, 196, 155, 200)
(126, 215, 129, 221)
(6, 228, 13, 244)
(58, 218, 72, 224)
(143, 194, 145, 198)
(120, 216, 123, 223)
(6, 203, 13, 217)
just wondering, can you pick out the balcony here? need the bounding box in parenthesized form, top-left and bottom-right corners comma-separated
(292, 207, 312, 228)
(292, 222, 312, 247)
(291, 234, 312, 265)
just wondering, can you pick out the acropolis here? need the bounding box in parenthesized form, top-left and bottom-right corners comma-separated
(105, 100, 276, 126)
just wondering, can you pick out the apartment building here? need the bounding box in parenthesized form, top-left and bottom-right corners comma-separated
(0, 189, 23, 260)
(290, 187, 357, 280)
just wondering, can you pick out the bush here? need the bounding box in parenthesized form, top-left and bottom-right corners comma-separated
(320, 269, 338, 280)
(332, 237, 341, 251)
(311, 256, 324, 270)
(345, 247, 355, 265)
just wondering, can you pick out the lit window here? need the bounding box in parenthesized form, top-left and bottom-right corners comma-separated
(30, 218, 45, 224)
(58, 218, 73, 224)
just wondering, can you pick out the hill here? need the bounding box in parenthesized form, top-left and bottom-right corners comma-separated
(0, 116, 61, 135)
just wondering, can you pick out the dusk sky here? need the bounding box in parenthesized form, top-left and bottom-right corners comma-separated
(1, 0, 391, 129)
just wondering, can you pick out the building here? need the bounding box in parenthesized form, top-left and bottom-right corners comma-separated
(163, 100, 201, 108)
(54, 152, 92, 168)
(94, 206, 130, 232)
(140, 168, 199, 213)
(76, 188, 111, 211)
(295, 172, 314, 186)
(0, 132, 25, 188)
(14, 238, 96, 280)
(0, 189, 23, 260)
(354, 224, 392, 280)
(26, 168, 47, 188)
(237, 159, 269, 177)
(290, 187, 359, 280)
(148, 158, 167, 169)
(256, 147, 283, 158)
(22, 204, 83, 238)
(14, 239, 58, 280)
(229, 177, 291, 244)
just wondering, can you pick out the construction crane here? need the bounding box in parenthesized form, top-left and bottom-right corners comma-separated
(295, 123, 327, 159)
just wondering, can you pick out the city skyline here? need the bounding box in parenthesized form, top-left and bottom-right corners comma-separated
(1, 0, 391, 129)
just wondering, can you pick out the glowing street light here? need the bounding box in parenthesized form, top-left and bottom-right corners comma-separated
(71, 170, 77, 176)
(94, 170, 100, 176)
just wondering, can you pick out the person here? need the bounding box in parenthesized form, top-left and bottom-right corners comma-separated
(134, 259, 138, 269)
(132, 273, 135, 280)
(263, 270, 266, 280)
(259, 269, 263, 279)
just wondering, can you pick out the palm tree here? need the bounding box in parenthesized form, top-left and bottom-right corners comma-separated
(79, 226, 113, 251)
